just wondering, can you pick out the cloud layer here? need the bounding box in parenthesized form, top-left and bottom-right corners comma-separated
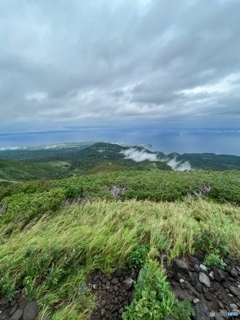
(121, 148, 158, 162)
(121, 147, 192, 170)
(1, 0, 240, 133)
(166, 158, 192, 171)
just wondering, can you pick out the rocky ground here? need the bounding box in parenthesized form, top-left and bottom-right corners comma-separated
(0, 251, 239, 320)
(167, 251, 240, 320)
(0, 298, 38, 320)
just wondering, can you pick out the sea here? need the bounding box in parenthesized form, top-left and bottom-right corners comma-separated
(0, 128, 240, 156)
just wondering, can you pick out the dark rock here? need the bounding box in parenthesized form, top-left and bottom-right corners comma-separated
(230, 268, 238, 278)
(171, 259, 189, 280)
(193, 250, 204, 262)
(230, 303, 238, 310)
(123, 278, 133, 290)
(190, 256, 200, 266)
(10, 304, 18, 316)
(204, 292, 212, 301)
(116, 268, 123, 277)
(195, 283, 202, 293)
(23, 301, 38, 320)
(19, 300, 27, 309)
(0, 309, 11, 320)
(191, 277, 198, 287)
(214, 314, 225, 320)
(193, 302, 210, 320)
(11, 309, 23, 320)
(229, 285, 240, 298)
(213, 267, 226, 282)
(111, 278, 119, 285)
(180, 282, 185, 289)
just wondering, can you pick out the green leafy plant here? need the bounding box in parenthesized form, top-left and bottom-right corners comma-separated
(204, 250, 226, 268)
(123, 259, 194, 320)
(128, 243, 149, 269)
(23, 276, 37, 300)
(195, 228, 228, 256)
(171, 297, 195, 320)
(0, 275, 16, 300)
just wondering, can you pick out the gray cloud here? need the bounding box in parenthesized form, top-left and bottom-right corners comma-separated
(0, 0, 240, 131)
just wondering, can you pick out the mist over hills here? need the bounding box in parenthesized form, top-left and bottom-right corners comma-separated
(0, 141, 240, 184)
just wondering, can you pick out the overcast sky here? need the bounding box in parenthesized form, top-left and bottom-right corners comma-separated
(1, 0, 240, 137)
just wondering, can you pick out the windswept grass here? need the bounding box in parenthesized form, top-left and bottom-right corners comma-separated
(0, 199, 239, 319)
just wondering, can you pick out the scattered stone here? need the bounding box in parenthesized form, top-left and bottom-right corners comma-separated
(171, 259, 189, 280)
(213, 267, 226, 282)
(230, 268, 238, 278)
(10, 304, 18, 316)
(191, 277, 198, 286)
(189, 256, 200, 266)
(195, 283, 202, 293)
(193, 301, 210, 320)
(111, 277, 118, 285)
(229, 285, 240, 298)
(214, 314, 225, 320)
(123, 278, 134, 290)
(199, 272, 211, 288)
(199, 264, 208, 273)
(193, 250, 204, 262)
(23, 301, 38, 320)
(209, 271, 215, 280)
(79, 282, 87, 294)
(204, 291, 212, 301)
(11, 309, 23, 320)
(229, 303, 238, 311)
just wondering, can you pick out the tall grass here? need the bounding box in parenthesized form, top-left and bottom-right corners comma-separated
(0, 199, 239, 319)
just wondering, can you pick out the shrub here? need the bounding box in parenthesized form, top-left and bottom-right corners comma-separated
(204, 250, 226, 268)
(128, 243, 149, 269)
(194, 228, 228, 257)
(122, 259, 194, 320)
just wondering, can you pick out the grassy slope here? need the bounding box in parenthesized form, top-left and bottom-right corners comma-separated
(0, 169, 240, 319)
(0, 199, 239, 319)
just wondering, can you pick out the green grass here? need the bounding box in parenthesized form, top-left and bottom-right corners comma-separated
(0, 168, 239, 319)
(0, 197, 239, 319)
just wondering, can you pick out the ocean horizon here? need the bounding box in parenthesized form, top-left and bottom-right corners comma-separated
(0, 128, 240, 156)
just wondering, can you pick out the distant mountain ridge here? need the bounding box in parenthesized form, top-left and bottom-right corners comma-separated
(0, 141, 240, 184)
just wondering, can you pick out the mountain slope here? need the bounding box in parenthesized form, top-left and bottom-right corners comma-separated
(0, 158, 71, 184)
(168, 152, 240, 170)
(0, 142, 172, 183)
(71, 142, 171, 174)
(1, 141, 240, 184)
